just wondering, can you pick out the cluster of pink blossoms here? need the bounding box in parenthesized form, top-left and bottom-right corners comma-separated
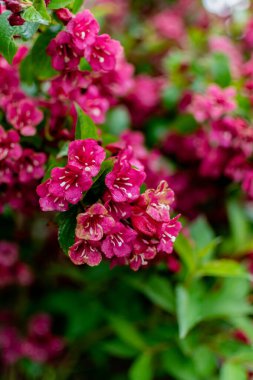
(0, 241, 32, 287)
(0, 313, 64, 366)
(37, 138, 181, 271)
(46, 9, 134, 129)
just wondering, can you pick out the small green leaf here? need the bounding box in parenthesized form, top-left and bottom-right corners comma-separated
(23, 6, 50, 25)
(0, 12, 17, 64)
(220, 362, 247, 380)
(72, 0, 84, 13)
(227, 199, 250, 252)
(13, 21, 39, 40)
(57, 205, 79, 254)
(102, 339, 138, 358)
(197, 260, 248, 279)
(129, 353, 153, 380)
(174, 234, 196, 273)
(48, 0, 72, 9)
(33, 0, 51, 24)
(75, 105, 99, 140)
(210, 52, 231, 88)
(176, 285, 202, 339)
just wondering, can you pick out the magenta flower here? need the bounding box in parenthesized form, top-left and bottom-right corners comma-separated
(0, 126, 22, 161)
(6, 99, 43, 136)
(68, 139, 106, 176)
(157, 216, 182, 254)
(103, 191, 131, 221)
(67, 10, 99, 50)
(76, 203, 115, 241)
(101, 222, 136, 258)
(0, 241, 18, 267)
(36, 179, 69, 212)
(77, 85, 110, 124)
(85, 34, 122, 72)
(46, 31, 82, 71)
(68, 238, 102, 266)
(105, 149, 146, 203)
(18, 149, 46, 183)
(49, 164, 92, 204)
(129, 237, 158, 271)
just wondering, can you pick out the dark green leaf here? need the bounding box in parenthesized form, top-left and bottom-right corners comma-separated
(57, 205, 79, 254)
(107, 315, 146, 350)
(75, 105, 99, 140)
(0, 12, 17, 64)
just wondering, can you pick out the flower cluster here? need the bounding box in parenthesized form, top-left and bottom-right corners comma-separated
(3, 0, 25, 26)
(46, 9, 134, 126)
(0, 241, 32, 287)
(0, 313, 64, 366)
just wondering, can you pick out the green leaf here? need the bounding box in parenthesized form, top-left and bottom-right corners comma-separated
(48, 0, 72, 9)
(72, 0, 84, 13)
(57, 205, 79, 254)
(220, 362, 247, 380)
(127, 275, 175, 313)
(129, 353, 153, 380)
(20, 28, 58, 82)
(0, 12, 17, 64)
(75, 105, 99, 140)
(33, 0, 51, 24)
(174, 233, 196, 273)
(23, 5, 50, 25)
(161, 348, 199, 380)
(176, 285, 202, 339)
(197, 260, 248, 279)
(190, 216, 214, 253)
(107, 315, 146, 351)
(210, 52, 231, 88)
(13, 21, 39, 40)
(227, 199, 250, 252)
(162, 86, 181, 110)
(102, 339, 138, 358)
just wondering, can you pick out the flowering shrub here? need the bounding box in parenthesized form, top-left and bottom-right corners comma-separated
(2, 0, 253, 379)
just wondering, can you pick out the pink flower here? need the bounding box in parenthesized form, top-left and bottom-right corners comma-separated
(68, 238, 102, 266)
(105, 149, 146, 203)
(85, 34, 122, 72)
(75, 203, 115, 241)
(55, 8, 73, 25)
(49, 164, 92, 204)
(0, 127, 22, 161)
(103, 191, 131, 220)
(129, 237, 157, 271)
(36, 179, 69, 212)
(6, 99, 43, 136)
(153, 11, 185, 41)
(67, 10, 99, 50)
(77, 85, 110, 124)
(68, 139, 106, 176)
(157, 216, 182, 254)
(46, 31, 82, 71)
(101, 222, 136, 258)
(0, 242, 18, 267)
(18, 149, 46, 183)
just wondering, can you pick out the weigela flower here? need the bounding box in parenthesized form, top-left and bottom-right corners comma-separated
(0, 241, 18, 267)
(18, 149, 46, 183)
(157, 216, 182, 254)
(77, 85, 110, 124)
(69, 238, 102, 266)
(49, 164, 92, 204)
(101, 222, 137, 258)
(55, 8, 73, 25)
(67, 10, 100, 50)
(105, 149, 146, 203)
(103, 191, 131, 220)
(47, 31, 82, 71)
(68, 139, 106, 176)
(85, 34, 122, 72)
(75, 203, 115, 241)
(0, 127, 22, 161)
(129, 237, 158, 271)
(6, 99, 43, 136)
(36, 179, 69, 212)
